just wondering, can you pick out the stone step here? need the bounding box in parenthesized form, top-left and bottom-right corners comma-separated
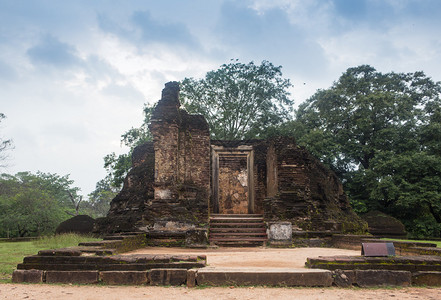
(102, 236, 126, 241)
(78, 240, 123, 247)
(210, 217, 264, 222)
(209, 214, 267, 246)
(210, 214, 263, 218)
(209, 222, 265, 227)
(15, 267, 439, 287)
(210, 227, 266, 232)
(210, 232, 267, 236)
(306, 255, 441, 273)
(23, 254, 205, 264)
(209, 237, 268, 242)
(17, 262, 206, 271)
(196, 267, 333, 287)
(76, 247, 117, 256)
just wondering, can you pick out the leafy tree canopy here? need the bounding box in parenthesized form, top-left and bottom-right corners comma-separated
(85, 177, 118, 218)
(288, 65, 441, 237)
(181, 60, 294, 140)
(0, 171, 83, 237)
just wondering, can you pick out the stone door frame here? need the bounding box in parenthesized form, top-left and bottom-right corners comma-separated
(211, 145, 255, 214)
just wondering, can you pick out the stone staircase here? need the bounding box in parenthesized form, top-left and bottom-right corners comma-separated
(209, 214, 267, 246)
(13, 232, 207, 285)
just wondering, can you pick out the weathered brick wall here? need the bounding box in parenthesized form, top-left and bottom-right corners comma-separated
(264, 137, 367, 233)
(96, 142, 155, 233)
(147, 82, 210, 230)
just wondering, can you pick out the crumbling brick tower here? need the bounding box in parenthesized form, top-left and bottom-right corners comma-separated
(97, 82, 211, 235)
(148, 81, 210, 231)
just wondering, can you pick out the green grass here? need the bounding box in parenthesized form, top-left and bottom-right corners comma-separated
(381, 238, 441, 248)
(0, 233, 100, 283)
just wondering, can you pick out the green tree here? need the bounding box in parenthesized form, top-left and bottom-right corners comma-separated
(0, 172, 83, 237)
(181, 60, 294, 140)
(85, 177, 118, 218)
(292, 65, 441, 237)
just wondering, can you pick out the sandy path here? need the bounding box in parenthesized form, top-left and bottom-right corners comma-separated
(1, 284, 440, 300)
(125, 247, 360, 268)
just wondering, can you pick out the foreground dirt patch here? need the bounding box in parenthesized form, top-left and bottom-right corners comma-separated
(1, 284, 441, 300)
(125, 247, 360, 269)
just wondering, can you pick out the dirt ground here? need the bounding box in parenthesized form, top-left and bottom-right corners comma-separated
(2, 247, 441, 299)
(2, 284, 441, 300)
(126, 246, 359, 268)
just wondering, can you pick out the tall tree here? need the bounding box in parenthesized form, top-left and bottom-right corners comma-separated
(292, 65, 441, 237)
(181, 60, 294, 140)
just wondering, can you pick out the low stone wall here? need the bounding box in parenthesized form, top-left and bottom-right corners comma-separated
(331, 234, 373, 250)
(307, 255, 441, 287)
(13, 269, 193, 286)
(14, 266, 441, 287)
(306, 255, 441, 272)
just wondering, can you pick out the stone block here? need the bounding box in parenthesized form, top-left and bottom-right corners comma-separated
(12, 269, 44, 283)
(268, 222, 292, 245)
(185, 229, 208, 248)
(148, 268, 187, 286)
(197, 267, 333, 287)
(412, 271, 441, 286)
(332, 269, 355, 287)
(38, 249, 82, 256)
(355, 270, 411, 287)
(187, 269, 197, 288)
(46, 271, 99, 284)
(100, 271, 148, 285)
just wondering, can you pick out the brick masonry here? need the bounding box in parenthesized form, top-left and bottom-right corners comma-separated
(97, 82, 367, 236)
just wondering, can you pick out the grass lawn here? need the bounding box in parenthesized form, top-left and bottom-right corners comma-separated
(0, 233, 100, 283)
(381, 238, 441, 248)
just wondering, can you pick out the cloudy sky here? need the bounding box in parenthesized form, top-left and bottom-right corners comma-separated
(1, 0, 440, 197)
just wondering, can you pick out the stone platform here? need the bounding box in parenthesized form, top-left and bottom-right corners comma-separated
(12, 246, 441, 287)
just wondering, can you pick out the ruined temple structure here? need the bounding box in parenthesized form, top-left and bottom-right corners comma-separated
(97, 82, 366, 246)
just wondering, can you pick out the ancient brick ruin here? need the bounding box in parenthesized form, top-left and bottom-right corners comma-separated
(97, 82, 366, 244)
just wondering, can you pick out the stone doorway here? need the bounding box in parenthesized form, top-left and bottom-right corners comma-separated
(211, 145, 254, 214)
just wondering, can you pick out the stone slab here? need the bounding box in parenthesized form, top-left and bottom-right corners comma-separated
(149, 268, 188, 286)
(18, 260, 205, 271)
(38, 248, 82, 256)
(332, 270, 355, 287)
(355, 270, 411, 287)
(268, 222, 292, 242)
(12, 269, 44, 283)
(46, 271, 99, 284)
(100, 271, 148, 285)
(412, 271, 441, 286)
(187, 269, 197, 288)
(197, 267, 333, 287)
